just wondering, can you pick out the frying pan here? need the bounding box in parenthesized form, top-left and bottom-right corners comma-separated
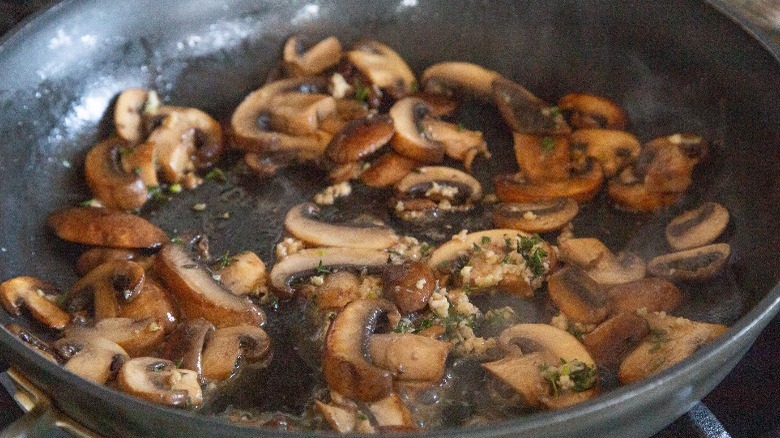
(0, 0, 778, 436)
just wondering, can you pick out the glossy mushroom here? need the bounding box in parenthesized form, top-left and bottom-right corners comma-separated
(557, 237, 646, 286)
(361, 152, 420, 187)
(201, 325, 272, 381)
(547, 267, 610, 325)
(368, 333, 450, 382)
(84, 137, 149, 210)
(48, 207, 168, 249)
(65, 317, 165, 358)
(117, 357, 202, 407)
(421, 61, 501, 100)
(558, 93, 628, 130)
(53, 332, 129, 384)
(582, 312, 650, 368)
(347, 40, 416, 99)
(647, 243, 731, 282)
(492, 198, 579, 233)
(381, 261, 436, 314)
(570, 129, 640, 177)
(66, 260, 146, 320)
(283, 35, 342, 76)
(114, 88, 152, 144)
(161, 318, 214, 378)
(388, 97, 445, 163)
(213, 251, 268, 297)
(607, 277, 682, 315)
(665, 202, 729, 250)
(0, 276, 69, 330)
(493, 158, 604, 204)
(492, 76, 570, 135)
(325, 114, 395, 164)
(284, 202, 399, 249)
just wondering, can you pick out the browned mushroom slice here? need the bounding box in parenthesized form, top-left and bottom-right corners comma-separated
(114, 88, 151, 144)
(647, 243, 730, 282)
(483, 324, 598, 409)
(283, 35, 342, 76)
(636, 133, 708, 194)
(423, 118, 489, 171)
(415, 91, 459, 117)
(557, 237, 646, 287)
(66, 317, 165, 358)
(53, 333, 129, 384)
(325, 114, 394, 164)
(368, 333, 450, 382)
(267, 92, 337, 136)
(512, 133, 571, 182)
(493, 159, 604, 204)
(361, 152, 420, 187)
(368, 393, 417, 431)
(582, 312, 650, 368)
(618, 312, 728, 385)
(117, 357, 202, 407)
(5, 323, 58, 362)
(0, 277, 69, 330)
(557, 237, 609, 268)
(155, 243, 265, 328)
(117, 277, 178, 334)
(381, 261, 436, 314)
(304, 271, 363, 310)
(200, 325, 272, 381)
(120, 140, 159, 187)
(570, 129, 640, 177)
(492, 198, 579, 233)
(665, 202, 729, 250)
(395, 166, 483, 210)
(322, 299, 398, 402)
(84, 137, 149, 210)
(76, 248, 143, 276)
(420, 62, 501, 100)
(67, 260, 145, 320)
(269, 247, 389, 297)
(285, 203, 398, 249)
(492, 76, 570, 135)
(607, 171, 682, 213)
(315, 400, 361, 433)
(607, 277, 682, 315)
(388, 97, 445, 163)
(214, 251, 268, 297)
(347, 40, 416, 99)
(161, 318, 214, 378)
(548, 267, 609, 325)
(48, 207, 168, 249)
(558, 93, 628, 130)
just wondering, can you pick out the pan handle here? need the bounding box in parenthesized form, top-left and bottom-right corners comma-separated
(0, 368, 100, 438)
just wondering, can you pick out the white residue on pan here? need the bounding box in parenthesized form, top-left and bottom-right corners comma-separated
(173, 17, 262, 55)
(291, 4, 321, 25)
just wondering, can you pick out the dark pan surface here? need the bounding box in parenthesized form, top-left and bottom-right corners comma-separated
(0, 0, 779, 436)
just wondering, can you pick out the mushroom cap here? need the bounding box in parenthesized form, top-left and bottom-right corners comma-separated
(493, 159, 604, 204)
(424, 118, 488, 171)
(65, 317, 165, 358)
(421, 61, 500, 100)
(607, 277, 682, 315)
(512, 133, 572, 183)
(201, 325, 272, 381)
(395, 166, 483, 204)
(582, 312, 650, 369)
(368, 333, 450, 382)
(570, 129, 640, 178)
(647, 243, 731, 282)
(381, 261, 436, 314)
(665, 202, 729, 250)
(428, 229, 555, 273)
(283, 35, 343, 77)
(67, 259, 146, 320)
(84, 137, 149, 210)
(558, 93, 628, 130)
(388, 97, 445, 163)
(347, 40, 416, 99)
(492, 77, 570, 135)
(548, 267, 610, 325)
(54, 333, 129, 384)
(0, 276, 69, 330)
(117, 357, 202, 407)
(607, 173, 681, 212)
(361, 152, 420, 187)
(492, 198, 579, 233)
(76, 247, 142, 277)
(285, 202, 399, 250)
(214, 251, 268, 297)
(48, 207, 168, 249)
(161, 318, 214, 378)
(325, 114, 394, 164)
(114, 88, 150, 144)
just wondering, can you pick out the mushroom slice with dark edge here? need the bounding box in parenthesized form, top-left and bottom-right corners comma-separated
(200, 325, 272, 381)
(582, 312, 650, 368)
(368, 333, 450, 382)
(155, 243, 266, 328)
(114, 88, 152, 144)
(557, 237, 646, 287)
(5, 323, 58, 362)
(618, 312, 728, 385)
(421, 61, 501, 101)
(213, 251, 268, 297)
(570, 129, 641, 178)
(415, 91, 459, 117)
(347, 40, 416, 99)
(325, 114, 395, 164)
(388, 97, 445, 163)
(492, 198, 579, 233)
(491, 76, 570, 135)
(117, 357, 202, 407)
(66, 260, 145, 320)
(107, 277, 178, 333)
(266, 92, 337, 136)
(84, 137, 149, 210)
(0, 276, 69, 330)
(285, 202, 399, 249)
(283, 35, 342, 76)
(647, 243, 731, 282)
(53, 332, 129, 384)
(607, 277, 682, 315)
(393, 166, 483, 219)
(161, 318, 214, 379)
(558, 93, 628, 130)
(547, 267, 609, 325)
(76, 247, 145, 276)
(423, 118, 489, 171)
(316, 393, 416, 433)
(361, 152, 420, 187)
(65, 317, 165, 358)
(482, 323, 598, 409)
(48, 207, 168, 249)
(269, 247, 389, 297)
(322, 298, 399, 402)
(493, 158, 604, 204)
(381, 261, 436, 314)
(607, 166, 682, 212)
(511, 133, 572, 183)
(665, 202, 729, 250)
(635, 133, 709, 194)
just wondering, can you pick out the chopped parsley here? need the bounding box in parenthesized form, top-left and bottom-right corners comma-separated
(315, 260, 330, 275)
(456, 122, 465, 132)
(539, 358, 597, 396)
(540, 136, 556, 153)
(205, 167, 227, 183)
(481, 236, 491, 245)
(119, 146, 135, 158)
(214, 252, 235, 270)
(394, 318, 415, 333)
(354, 85, 370, 103)
(517, 235, 548, 276)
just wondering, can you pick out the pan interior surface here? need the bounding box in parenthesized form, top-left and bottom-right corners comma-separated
(0, 1, 778, 437)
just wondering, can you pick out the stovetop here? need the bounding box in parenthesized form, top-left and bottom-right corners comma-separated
(0, 1, 778, 437)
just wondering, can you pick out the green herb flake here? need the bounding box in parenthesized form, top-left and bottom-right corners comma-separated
(540, 136, 556, 153)
(205, 167, 227, 183)
(119, 146, 135, 158)
(214, 252, 235, 270)
(481, 236, 491, 245)
(420, 242, 432, 256)
(316, 260, 330, 275)
(170, 236, 183, 244)
(472, 242, 482, 252)
(169, 183, 183, 193)
(354, 85, 370, 103)
(547, 105, 562, 119)
(175, 358, 184, 368)
(456, 122, 465, 132)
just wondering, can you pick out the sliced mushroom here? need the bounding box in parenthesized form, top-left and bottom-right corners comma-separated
(117, 277, 178, 334)
(322, 299, 399, 401)
(582, 312, 650, 368)
(388, 97, 445, 163)
(558, 93, 628, 130)
(570, 129, 640, 177)
(66, 317, 165, 358)
(269, 247, 389, 297)
(492, 76, 570, 135)
(607, 171, 682, 212)
(421, 62, 501, 100)
(618, 312, 728, 384)
(557, 237, 609, 269)
(114, 88, 151, 144)
(415, 91, 459, 117)
(285, 203, 398, 249)
(117, 357, 202, 407)
(381, 261, 436, 314)
(84, 137, 149, 210)
(0, 276, 69, 330)
(635, 133, 708, 194)
(214, 251, 268, 297)
(325, 114, 394, 164)
(161, 318, 214, 378)
(76, 247, 143, 276)
(647, 243, 731, 282)
(512, 133, 571, 182)
(557, 237, 646, 286)
(267, 92, 337, 136)
(53, 333, 129, 384)
(368, 393, 417, 431)
(120, 135, 159, 188)
(665, 202, 729, 250)
(547, 267, 609, 325)
(315, 400, 361, 433)
(304, 271, 363, 310)
(155, 243, 266, 328)
(201, 325, 272, 381)
(361, 152, 420, 187)
(492, 198, 579, 233)
(393, 166, 483, 219)
(493, 158, 604, 203)
(5, 323, 58, 362)
(67, 260, 145, 320)
(607, 277, 682, 315)
(424, 118, 489, 171)
(347, 40, 416, 99)
(368, 333, 450, 382)
(48, 207, 168, 249)
(283, 35, 342, 76)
